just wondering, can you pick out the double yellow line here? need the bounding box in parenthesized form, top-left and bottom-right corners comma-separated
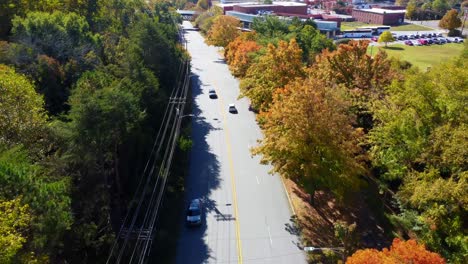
(213, 82, 243, 264)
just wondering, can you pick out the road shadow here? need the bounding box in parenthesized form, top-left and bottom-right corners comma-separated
(175, 74, 223, 264)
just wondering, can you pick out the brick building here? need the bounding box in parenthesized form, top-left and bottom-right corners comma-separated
(232, 2, 308, 15)
(352, 8, 405, 25)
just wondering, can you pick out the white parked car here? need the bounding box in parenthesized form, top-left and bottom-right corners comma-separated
(412, 40, 422, 46)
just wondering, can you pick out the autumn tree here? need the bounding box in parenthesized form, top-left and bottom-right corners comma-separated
(207, 15, 241, 48)
(253, 76, 364, 204)
(240, 39, 304, 111)
(313, 40, 396, 130)
(346, 238, 446, 264)
(378, 31, 395, 47)
(224, 32, 261, 77)
(439, 9, 462, 36)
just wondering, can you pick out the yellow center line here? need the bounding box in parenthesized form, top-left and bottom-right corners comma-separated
(212, 81, 243, 264)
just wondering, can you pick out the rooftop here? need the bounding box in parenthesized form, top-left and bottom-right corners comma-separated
(218, 1, 307, 7)
(354, 8, 406, 14)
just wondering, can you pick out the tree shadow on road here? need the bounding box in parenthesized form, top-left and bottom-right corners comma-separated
(174, 73, 224, 264)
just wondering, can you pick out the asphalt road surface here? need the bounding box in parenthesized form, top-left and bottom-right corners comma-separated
(175, 21, 307, 264)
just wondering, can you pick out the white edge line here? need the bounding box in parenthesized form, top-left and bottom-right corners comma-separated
(267, 225, 273, 246)
(280, 176, 296, 216)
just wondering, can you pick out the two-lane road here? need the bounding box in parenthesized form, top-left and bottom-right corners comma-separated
(175, 21, 307, 264)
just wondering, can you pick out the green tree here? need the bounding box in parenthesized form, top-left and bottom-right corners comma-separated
(0, 198, 32, 264)
(432, 0, 449, 13)
(251, 16, 290, 40)
(378, 31, 395, 47)
(0, 64, 47, 147)
(368, 54, 468, 262)
(296, 25, 335, 64)
(0, 146, 72, 260)
(11, 11, 100, 64)
(406, 0, 417, 19)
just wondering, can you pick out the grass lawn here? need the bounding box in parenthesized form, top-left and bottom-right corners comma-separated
(341, 21, 380, 31)
(341, 22, 434, 32)
(390, 23, 434, 31)
(368, 43, 464, 70)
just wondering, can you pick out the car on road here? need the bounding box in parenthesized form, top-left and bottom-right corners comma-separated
(438, 38, 447, 44)
(186, 198, 202, 226)
(426, 38, 434, 44)
(228, 103, 237, 114)
(412, 40, 422, 46)
(397, 35, 405, 40)
(432, 38, 440, 44)
(208, 88, 217, 99)
(418, 39, 428, 45)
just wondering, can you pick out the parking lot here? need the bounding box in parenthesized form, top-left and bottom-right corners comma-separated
(367, 32, 464, 47)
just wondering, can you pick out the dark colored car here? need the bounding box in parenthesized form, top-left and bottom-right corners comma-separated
(426, 38, 434, 44)
(208, 88, 217, 99)
(404, 40, 413, 46)
(228, 103, 238, 114)
(186, 199, 202, 226)
(432, 38, 440, 44)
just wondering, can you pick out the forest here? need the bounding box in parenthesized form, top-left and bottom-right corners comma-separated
(0, 0, 186, 263)
(195, 6, 467, 263)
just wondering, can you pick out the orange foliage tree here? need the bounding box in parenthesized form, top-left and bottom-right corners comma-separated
(224, 32, 261, 77)
(312, 40, 397, 130)
(253, 76, 364, 203)
(239, 38, 304, 111)
(346, 239, 446, 264)
(206, 15, 241, 48)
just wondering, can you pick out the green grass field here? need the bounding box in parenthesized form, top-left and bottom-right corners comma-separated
(341, 22, 434, 32)
(390, 24, 434, 31)
(341, 22, 380, 31)
(368, 43, 464, 70)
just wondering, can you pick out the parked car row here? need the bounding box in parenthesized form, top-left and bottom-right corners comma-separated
(395, 33, 442, 40)
(404, 37, 464, 46)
